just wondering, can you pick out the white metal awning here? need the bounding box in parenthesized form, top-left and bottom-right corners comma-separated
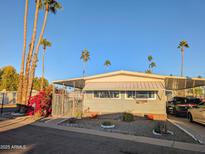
(52, 77, 85, 89)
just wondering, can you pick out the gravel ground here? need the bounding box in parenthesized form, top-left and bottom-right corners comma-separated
(60, 114, 198, 144)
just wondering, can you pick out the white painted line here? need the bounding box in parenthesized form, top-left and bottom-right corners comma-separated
(168, 119, 202, 143)
(57, 118, 69, 125)
(44, 118, 57, 123)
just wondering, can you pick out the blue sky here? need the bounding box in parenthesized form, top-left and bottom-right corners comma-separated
(0, 0, 205, 82)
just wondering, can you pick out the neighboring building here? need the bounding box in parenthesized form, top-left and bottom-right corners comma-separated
(52, 70, 205, 120)
(0, 90, 38, 105)
(0, 91, 16, 104)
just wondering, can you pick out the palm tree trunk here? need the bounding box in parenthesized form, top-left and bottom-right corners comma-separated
(181, 47, 185, 96)
(181, 47, 184, 77)
(41, 49, 45, 90)
(22, 0, 40, 104)
(83, 62, 85, 77)
(27, 4, 49, 100)
(17, 0, 28, 104)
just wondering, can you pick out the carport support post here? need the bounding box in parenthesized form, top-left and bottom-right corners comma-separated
(52, 84, 55, 116)
(72, 81, 76, 117)
(184, 79, 187, 97)
(61, 84, 65, 116)
(193, 80, 196, 97)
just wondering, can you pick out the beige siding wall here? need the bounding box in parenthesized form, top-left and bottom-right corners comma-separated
(83, 90, 166, 115)
(83, 74, 166, 115)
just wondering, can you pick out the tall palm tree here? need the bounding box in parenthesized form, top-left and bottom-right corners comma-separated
(177, 40, 189, 77)
(22, 0, 40, 104)
(104, 60, 111, 71)
(17, 0, 29, 104)
(80, 48, 90, 77)
(146, 55, 156, 74)
(40, 38, 52, 90)
(27, 0, 61, 101)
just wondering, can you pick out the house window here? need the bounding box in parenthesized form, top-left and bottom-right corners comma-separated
(94, 91, 120, 98)
(126, 91, 156, 100)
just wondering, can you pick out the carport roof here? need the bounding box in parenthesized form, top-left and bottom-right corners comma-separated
(165, 77, 205, 90)
(52, 70, 205, 90)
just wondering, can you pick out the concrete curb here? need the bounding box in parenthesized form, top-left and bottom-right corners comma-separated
(56, 118, 68, 125)
(31, 121, 205, 153)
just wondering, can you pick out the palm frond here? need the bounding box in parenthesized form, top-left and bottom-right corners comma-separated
(104, 60, 111, 66)
(49, 0, 62, 14)
(39, 0, 62, 13)
(178, 40, 189, 49)
(150, 62, 156, 68)
(40, 38, 52, 50)
(148, 55, 153, 62)
(81, 48, 90, 62)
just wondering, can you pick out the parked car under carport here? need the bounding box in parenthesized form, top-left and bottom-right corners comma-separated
(167, 97, 201, 116)
(188, 102, 205, 125)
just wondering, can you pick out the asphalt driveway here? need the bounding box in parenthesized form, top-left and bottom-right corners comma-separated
(168, 115, 205, 144)
(0, 124, 203, 154)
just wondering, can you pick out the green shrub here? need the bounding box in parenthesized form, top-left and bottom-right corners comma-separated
(154, 121, 168, 134)
(101, 121, 113, 126)
(122, 112, 134, 122)
(68, 118, 77, 124)
(154, 122, 161, 134)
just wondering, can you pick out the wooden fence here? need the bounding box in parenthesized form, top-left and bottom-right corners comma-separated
(52, 92, 83, 117)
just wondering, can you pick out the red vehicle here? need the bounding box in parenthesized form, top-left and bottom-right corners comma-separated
(167, 97, 201, 116)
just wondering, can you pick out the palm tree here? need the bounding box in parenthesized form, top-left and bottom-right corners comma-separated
(177, 40, 189, 77)
(22, 0, 41, 104)
(27, 0, 61, 101)
(40, 38, 52, 90)
(80, 48, 90, 77)
(146, 55, 156, 74)
(104, 60, 111, 71)
(17, 0, 29, 104)
(150, 62, 156, 70)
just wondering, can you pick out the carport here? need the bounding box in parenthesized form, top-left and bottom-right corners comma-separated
(53, 76, 205, 91)
(165, 77, 205, 90)
(51, 71, 205, 117)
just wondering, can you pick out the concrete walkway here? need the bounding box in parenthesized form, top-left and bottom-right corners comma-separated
(0, 116, 37, 132)
(168, 115, 205, 144)
(32, 118, 205, 153)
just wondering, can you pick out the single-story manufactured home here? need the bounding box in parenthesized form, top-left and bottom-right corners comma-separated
(52, 70, 205, 120)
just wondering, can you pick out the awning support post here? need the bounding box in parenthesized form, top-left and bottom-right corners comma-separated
(72, 81, 76, 117)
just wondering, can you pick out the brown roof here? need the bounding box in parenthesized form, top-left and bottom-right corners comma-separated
(83, 81, 164, 91)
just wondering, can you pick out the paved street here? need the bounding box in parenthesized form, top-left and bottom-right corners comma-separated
(0, 124, 204, 154)
(168, 115, 205, 144)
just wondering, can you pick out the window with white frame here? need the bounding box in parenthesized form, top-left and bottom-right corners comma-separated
(126, 91, 156, 100)
(94, 91, 120, 98)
